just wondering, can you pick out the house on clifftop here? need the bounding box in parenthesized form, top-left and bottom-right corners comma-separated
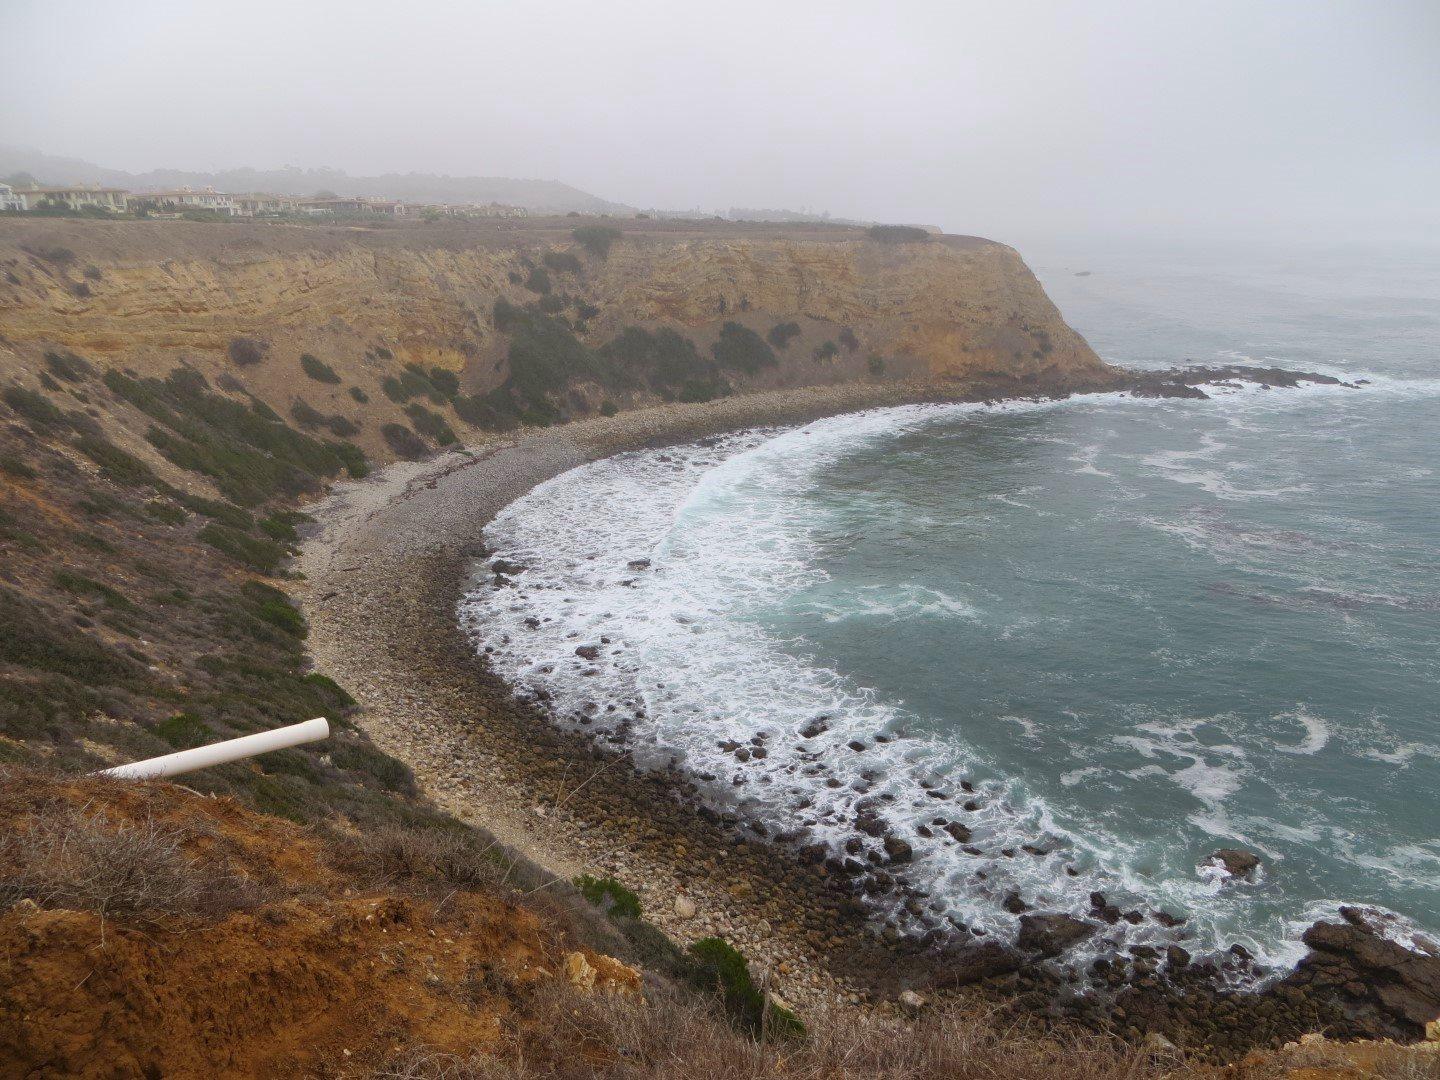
(11, 185, 130, 213)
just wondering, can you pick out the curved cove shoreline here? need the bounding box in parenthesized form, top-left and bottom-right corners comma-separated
(297, 370, 1438, 1054)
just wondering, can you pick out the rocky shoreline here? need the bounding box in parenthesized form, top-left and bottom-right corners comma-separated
(297, 369, 1436, 1060)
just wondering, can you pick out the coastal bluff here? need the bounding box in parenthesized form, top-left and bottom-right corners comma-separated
(0, 216, 1107, 469)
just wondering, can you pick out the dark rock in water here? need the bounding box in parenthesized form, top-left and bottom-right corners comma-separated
(1209, 848, 1262, 880)
(574, 644, 601, 660)
(944, 822, 972, 843)
(847, 740, 868, 752)
(523, 616, 541, 629)
(1153, 910, 1186, 927)
(800, 717, 830, 739)
(627, 558, 651, 570)
(1002, 892, 1030, 915)
(1016, 913, 1099, 957)
(1166, 944, 1192, 970)
(1282, 908, 1440, 1037)
(855, 810, 887, 838)
(883, 835, 914, 863)
(927, 941, 1024, 989)
(491, 559, 527, 577)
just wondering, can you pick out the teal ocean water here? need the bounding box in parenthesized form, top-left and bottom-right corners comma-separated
(462, 242, 1440, 969)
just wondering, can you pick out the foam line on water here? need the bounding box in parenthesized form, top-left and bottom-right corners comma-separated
(458, 380, 1432, 971)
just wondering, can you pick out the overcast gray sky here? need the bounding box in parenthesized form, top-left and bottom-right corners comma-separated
(3, 0, 1437, 245)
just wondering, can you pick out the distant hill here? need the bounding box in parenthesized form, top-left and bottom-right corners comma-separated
(0, 145, 634, 215)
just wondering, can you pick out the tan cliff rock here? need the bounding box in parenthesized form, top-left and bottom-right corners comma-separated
(0, 217, 1108, 468)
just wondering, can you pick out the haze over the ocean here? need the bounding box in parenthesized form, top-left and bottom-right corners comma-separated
(2, 0, 1436, 247)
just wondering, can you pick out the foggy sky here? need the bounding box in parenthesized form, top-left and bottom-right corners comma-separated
(3, 0, 1437, 246)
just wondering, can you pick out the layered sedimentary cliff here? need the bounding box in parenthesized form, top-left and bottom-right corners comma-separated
(0, 217, 1106, 465)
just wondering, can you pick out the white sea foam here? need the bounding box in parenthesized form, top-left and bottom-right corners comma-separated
(459, 381, 1437, 970)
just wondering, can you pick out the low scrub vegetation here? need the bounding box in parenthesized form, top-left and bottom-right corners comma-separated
(866, 224, 931, 242)
(382, 422, 430, 459)
(572, 225, 623, 258)
(300, 354, 342, 384)
(227, 337, 267, 366)
(767, 322, 801, 350)
(711, 322, 778, 375)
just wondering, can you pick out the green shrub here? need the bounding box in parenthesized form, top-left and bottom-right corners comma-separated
(326, 414, 360, 438)
(574, 874, 642, 919)
(493, 298, 526, 333)
(156, 712, 213, 749)
(259, 514, 299, 542)
(300, 354, 341, 384)
(812, 340, 839, 362)
(524, 267, 552, 294)
(329, 441, 369, 479)
(767, 322, 801, 350)
(427, 367, 460, 399)
(868, 354, 886, 376)
(177, 494, 253, 530)
(866, 224, 930, 242)
(542, 250, 584, 275)
(572, 225, 623, 258)
(52, 569, 134, 609)
(227, 337, 267, 366)
(575, 300, 600, 320)
(199, 523, 287, 574)
(290, 400, 325, 430)
(600, 326, 725, 402)
(687, 937, 804, 1038)
(374, 346, 394, 361)
(144, 500, 187, 525)
(45, 350, 94, 382)
(105, 368, 355, 506)
(328, 742, 416, 793)
(0, 586, 140, 686)
(599, 401, 618, 417)
(453, 395, 516, 431)
(381, 423, 428, 460)
(243, 580, 306, 637)
(0, 455, 37, 480)
(404, 404, 457, 446)
(711, 322, 777, 376)
(348, 386, 369, 404)
(74, 434, 156, 486)
(3, 385, 68, 431)
(537, 293, 566, 314)
(839, 327, 860, 353)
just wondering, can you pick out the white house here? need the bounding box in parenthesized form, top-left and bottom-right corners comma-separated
(12, 185, 130, 213)
(139, 186, 238, 215)
(0, 183, 23, 212)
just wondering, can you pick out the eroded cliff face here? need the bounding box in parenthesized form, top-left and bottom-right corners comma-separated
(0, 217, 1107, 465)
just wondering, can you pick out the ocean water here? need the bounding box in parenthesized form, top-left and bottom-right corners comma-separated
(460, 242, 1440, 971)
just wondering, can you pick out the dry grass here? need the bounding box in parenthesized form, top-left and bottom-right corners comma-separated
(0, 801, 276, 920)
(368, 986, 1188, 1080)
(330, 824, 515, 894)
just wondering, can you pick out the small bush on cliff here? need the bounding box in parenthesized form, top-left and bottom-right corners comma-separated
(601, 326, 727, 403)
(404, 404, 458, 447)
(426, 367, 461, 399)
(299, 354, 342, 384)
(813, 340, 839, 362)
(73, 434, 157, 486)
(198, 523, 288, 574)
(2, 386, 68, 432)
(688, 937, 805, 1039)
(839, 327, 860, 353)
(542, 249, 584, 275)
(105, 367, 362, 505)
(711, 322, 777, 376)
(348, 386, 369, 404)
(44, 350, 94, 383)
(227, 337, 267, 366)
(290, 400, 325, 430)
(766, 322, 801, 350)
(868, 354, 887, 377)
(382, 422, 429, 460)
(866, 224, 931, 242)
(155, 711, 213, 748)
(572, 224, 623, 259)
(524, 267, 553, 295)
(574, 874, 642, 919)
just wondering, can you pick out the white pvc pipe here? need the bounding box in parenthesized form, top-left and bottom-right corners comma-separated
(98, 718, 330, 781)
